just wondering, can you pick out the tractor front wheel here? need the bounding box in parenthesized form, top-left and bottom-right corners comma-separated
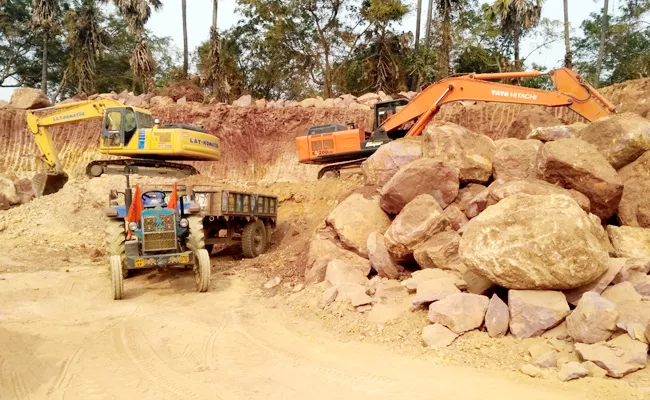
(186, 216, 206, 252)
(194, 249, 211, 292)
(110, 255, 124, 300)
(105, 219, 128, 278)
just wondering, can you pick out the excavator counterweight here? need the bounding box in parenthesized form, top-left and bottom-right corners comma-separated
(25, 99, 221, 196)
(297, 68, 617, 178)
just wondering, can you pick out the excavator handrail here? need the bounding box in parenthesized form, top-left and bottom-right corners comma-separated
(376, 67, 616, 139)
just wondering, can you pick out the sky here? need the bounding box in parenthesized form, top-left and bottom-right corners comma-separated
(0, 0, 607, 101)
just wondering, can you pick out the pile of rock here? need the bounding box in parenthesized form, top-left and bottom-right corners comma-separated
(0, 175, 35, 210)
(302, 111, 650, 381)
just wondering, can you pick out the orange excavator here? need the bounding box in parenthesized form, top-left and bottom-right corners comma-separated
(296, 68, 618, 178)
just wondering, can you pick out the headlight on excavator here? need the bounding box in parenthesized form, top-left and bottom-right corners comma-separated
(179, 218, 189, 228)
(128, 222, 140, 231)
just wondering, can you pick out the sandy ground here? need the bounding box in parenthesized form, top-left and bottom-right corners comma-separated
(0, 263, 642, 400)
(0, 175, 648, 399)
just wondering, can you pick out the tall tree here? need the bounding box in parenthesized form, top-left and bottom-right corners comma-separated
(435, 0, 466, 78)
(486, 0, 544, 70)
(205, 0, 226, 99)
(415, 0, 422, 49)
(563, 0, 572, 68)
(425, 0, 433, 46)
(182, 0, 188, 77)
(594, 0, 608, 87)
(64, 0, 110, 95)
(31, 0, 60, 93)
(113, 0, 162, 92)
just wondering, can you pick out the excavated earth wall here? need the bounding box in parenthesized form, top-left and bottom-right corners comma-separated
(0, 77, 647, 181)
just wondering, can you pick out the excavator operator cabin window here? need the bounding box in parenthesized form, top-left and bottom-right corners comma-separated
(124, 109, 138, 145)
(105, 111, 122, 131)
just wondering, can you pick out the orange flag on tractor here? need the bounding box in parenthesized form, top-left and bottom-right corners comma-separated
(126, 184, 144, 224)
(167, 182, 178, 210)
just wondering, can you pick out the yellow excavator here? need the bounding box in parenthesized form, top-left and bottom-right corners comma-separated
(26, 98, 221, 196)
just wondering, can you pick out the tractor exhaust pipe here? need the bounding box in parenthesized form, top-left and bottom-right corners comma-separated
(32, 171, 69, 197)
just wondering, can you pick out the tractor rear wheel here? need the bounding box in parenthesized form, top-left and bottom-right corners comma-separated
(110, 255, 124, 300)
(186, 216, 205, 252)
(242, 220, 267, 259)
(194, 249, 211, 292)
(105, 219, 128, 278)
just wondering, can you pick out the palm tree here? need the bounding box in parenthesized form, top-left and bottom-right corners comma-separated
(594, 0, 608, 87)
(435, 0, 465, 78)
(113, 0, 162, 92)
(425, 0, 433, 46)
(65, 0, 110, 94)
(182, 0, 188, 77)
(31, 0, 60, 93)
(415, 0, 422, 49)
(563, 0, 572, 68)
(486, 0, 544, 70)
(206, 0, 225, 100)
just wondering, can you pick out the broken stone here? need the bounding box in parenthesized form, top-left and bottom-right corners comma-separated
(367, 302, 409, 325)
(380, 158, 460, 215)
(322, 286, 338, 306)
(582, 361, 608, 378)
(537, 138, 624, 220)
(361, 137, 422, 186)
(9, 87, 51, 109)
(442, 204, 469, 231)
(384, 195, 450, 261)
(304, 234, 371, 284)
(263, 276, 282, 289)
(422, 323, 459, 348)
(402, 269, 465, 292)
(326, 193, 391, 257)
(505, 109, 562, 140)
(527, 123, 585, 142)
(608, 225, 650, 259)
(232, 94, 253, 107)
(558, 362, 589, 381)
(564, 258, 626, 306)
(412, 279, 461, 306)
(462, 270, 495, 295)
(617, 152, 650, 228)
(617, 322, 648, 343)
(428, 293, 489, 334)
(613, 258, 650, 284)
(453, 183, 487, 213)
(367, 232, 404, 280)
(485, 294, 509, 338)
(325, 259, 368, 287)
(508, 290, 570, 339)
(492, 138, 542, 182)
(421, 122, 496, 183)
(532, 351, 557, 369)
(566, 292, 618, 344)
(460, 194, 609, 290)
(336, 283, 373, 307)
(413, 231, 464, 271)
(575, 334, 648, 378)
(519, 364, 543, 378)
(541, 321, 570, 340)
(601, 281, 643, 305)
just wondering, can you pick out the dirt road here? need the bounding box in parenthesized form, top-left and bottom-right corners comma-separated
(0, 263, 640, 400)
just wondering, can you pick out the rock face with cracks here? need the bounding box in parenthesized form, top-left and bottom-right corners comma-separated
(485, 294, 509, 338)
(421, 122, 496, 183)
(577, 112, 650, 169)
(508, 290, 570, 339)
(366, 232, 404, 279)
(575, 334, 649, 378)
(607, 225, 650, 258)
(326, 194, 391, 257)
(459, 194, 609, 290)
(384, 195, 450, 261)
(537, 138, 623, 219)
(566, 292, 618, 344)
(492, 138, 542, 182)
(361, 137, 422, 186)
(428, 293, 489, 334)
(379, 158, 459, 215)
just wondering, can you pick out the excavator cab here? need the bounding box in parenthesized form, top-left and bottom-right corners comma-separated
(102, 107, 153, 148)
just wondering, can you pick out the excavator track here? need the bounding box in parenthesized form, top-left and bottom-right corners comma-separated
(86, 159, 199, 178)
(317, 158, 367, 179)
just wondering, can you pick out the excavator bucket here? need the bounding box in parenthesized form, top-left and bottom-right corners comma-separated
(32, 172, 69, 197)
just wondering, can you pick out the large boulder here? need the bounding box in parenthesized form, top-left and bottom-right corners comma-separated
(413, 231, 465, 272)
(361, 137, 422, 186)
(575, 335, 648, 378)
(508, 290, 570, 339)
(303, 233, 371, 284)
(326, 193, 391, 257)
(505, 109, 562, 140)
(577, 112, 650, 169)
(566, 292, 618, 344)
(527, 122, 587, 142)
(459, 194, 609, 290)
(379, 158, 459, 215)
(384, 195, 450, 261)
(325, 259, 369, 286)
(366, 232, 404, 279)
(9, 88, 51, 109)
(607, 225, 650, 258)
(464, 179, 591, 219)
(427, 293, 489, 334)
(421, 122, 496, 183)
(617, 151, 650, 227)
(492, 139, 542, 182)
(537, 138, 623, 219)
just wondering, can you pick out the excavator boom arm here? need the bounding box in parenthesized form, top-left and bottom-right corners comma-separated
(378, 67, 615, 138)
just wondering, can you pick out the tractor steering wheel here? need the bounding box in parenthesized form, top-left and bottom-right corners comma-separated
(142, 191, 167, 206)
